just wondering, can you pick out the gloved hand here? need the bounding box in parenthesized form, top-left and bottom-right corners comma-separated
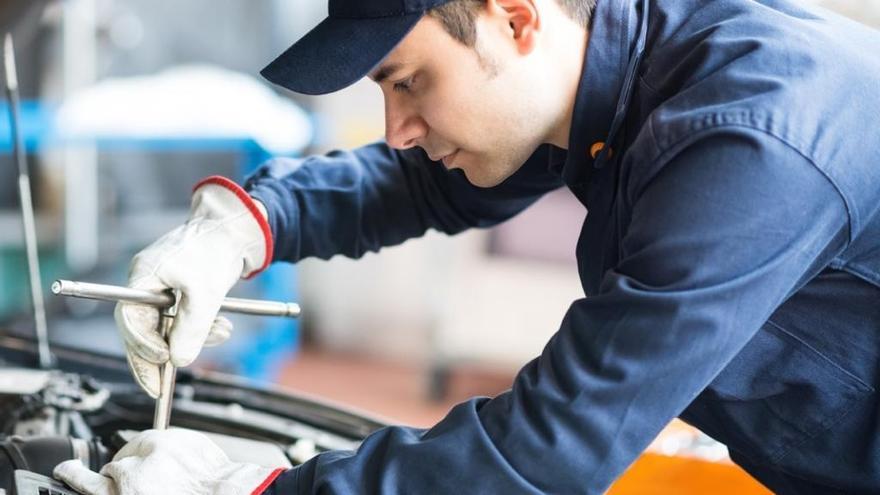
(116, 176, 272, 398)
(53, 429, 284, 495)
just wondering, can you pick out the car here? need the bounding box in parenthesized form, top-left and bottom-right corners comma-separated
(0, 331, 386, 494)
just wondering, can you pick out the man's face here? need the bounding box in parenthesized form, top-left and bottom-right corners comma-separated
(370, 14, 550, 188)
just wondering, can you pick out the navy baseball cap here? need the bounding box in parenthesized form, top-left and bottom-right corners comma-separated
(261, 0, 453, 95)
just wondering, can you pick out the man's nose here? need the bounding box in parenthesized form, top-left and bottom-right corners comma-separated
(384, 99, 427, 150)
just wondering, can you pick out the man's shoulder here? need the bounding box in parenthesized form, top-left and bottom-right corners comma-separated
(635, 0, 880, 170)
(645, 0, 880, 78)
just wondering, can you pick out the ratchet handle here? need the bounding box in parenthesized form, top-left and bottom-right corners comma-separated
(52, 279, 300, 318)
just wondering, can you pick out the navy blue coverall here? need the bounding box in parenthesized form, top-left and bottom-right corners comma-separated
(247, 0, 880, 492)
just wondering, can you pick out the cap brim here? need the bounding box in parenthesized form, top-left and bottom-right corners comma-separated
(261, 13, 423, 95)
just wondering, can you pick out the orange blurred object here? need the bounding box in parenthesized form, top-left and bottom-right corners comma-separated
(608, 453, 772, 495)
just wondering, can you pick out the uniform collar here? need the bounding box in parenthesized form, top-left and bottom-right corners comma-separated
(559, 0, 648, 186)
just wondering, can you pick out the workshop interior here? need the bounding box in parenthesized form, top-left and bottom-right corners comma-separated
(0, 0, 877, 493)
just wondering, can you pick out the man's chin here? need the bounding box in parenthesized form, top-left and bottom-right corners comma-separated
(460, 166, 512, 189)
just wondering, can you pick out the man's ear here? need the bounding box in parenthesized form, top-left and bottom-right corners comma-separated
(486, 0, 540, 54)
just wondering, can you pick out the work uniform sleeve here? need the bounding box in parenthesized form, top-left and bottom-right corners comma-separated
(244, 142, 563, 262)
(262, 127, 851, 494)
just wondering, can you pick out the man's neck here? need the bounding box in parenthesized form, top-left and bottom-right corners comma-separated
(546, 28, 590, 150)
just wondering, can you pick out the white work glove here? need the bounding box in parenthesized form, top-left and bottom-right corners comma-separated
(116, 176, 272, 398)
(53, 429, 284, 495)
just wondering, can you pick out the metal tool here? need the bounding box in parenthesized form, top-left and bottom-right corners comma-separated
(52, 279, 301, 318)
(4, 32, 52, 369)
(52, 279, 301, 429)
(153, 289, 180, 430)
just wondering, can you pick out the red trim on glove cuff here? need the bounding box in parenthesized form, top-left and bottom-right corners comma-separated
(251, 468, 286, 495)
(193, 175, 274, 278)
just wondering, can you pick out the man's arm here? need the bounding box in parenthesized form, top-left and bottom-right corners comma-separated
(265, 127, 850, 494)
(245, 142, 564, 262)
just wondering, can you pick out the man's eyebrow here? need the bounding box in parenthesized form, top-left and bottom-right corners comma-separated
(370, 62, 405, 84)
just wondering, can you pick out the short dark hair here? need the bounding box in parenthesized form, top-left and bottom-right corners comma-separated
(430, 0, 596, 47)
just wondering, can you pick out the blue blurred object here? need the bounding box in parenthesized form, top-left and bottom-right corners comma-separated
(0, 101, 54, 152)
(1, 99, 308, 383)
(237, 149, 302, 383)
(235, 262, 300, 383)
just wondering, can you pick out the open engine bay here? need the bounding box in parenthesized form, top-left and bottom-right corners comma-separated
(0, 334, 385, 495)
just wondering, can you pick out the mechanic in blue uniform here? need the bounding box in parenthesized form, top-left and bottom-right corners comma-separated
(55, 0, 880, 493)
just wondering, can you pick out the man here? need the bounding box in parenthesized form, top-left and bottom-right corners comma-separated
(55, 0, 880, 493)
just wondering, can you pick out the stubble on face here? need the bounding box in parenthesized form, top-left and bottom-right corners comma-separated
(449, 17, 558, 188)
(379, 16, 548, 188)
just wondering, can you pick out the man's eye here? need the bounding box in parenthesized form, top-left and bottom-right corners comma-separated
(393, 77, 414, 93)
